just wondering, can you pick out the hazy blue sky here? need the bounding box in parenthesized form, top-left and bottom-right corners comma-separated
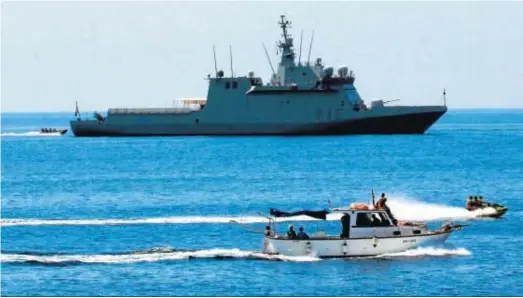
(2, 1, 522, 112)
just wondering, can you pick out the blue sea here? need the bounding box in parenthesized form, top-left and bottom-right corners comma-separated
(1, 110, 522, 296)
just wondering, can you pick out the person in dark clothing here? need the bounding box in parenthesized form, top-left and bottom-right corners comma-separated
(466, 196, 474, 210)
(381, 200, 397, 225)
(264, 225, 272, 237)
(340, 214, 351, 238)
(375, 193, 387, 209)
(297, 226, 310, 239)
(287, 225, 297, 239)
(477, 196, 486, 207)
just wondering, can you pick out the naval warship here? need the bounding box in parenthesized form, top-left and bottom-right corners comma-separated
(70, 15, 447, 136)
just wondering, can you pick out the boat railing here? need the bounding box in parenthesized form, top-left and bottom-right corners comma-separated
(108, 107, 199, 115)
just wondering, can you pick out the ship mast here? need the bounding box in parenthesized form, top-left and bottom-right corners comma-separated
(277, 15, 295, 67)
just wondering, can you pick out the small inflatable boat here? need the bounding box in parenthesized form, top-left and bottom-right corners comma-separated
(40, 128, 68, 135)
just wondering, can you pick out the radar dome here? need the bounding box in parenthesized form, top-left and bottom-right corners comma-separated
(337, 66, 349, 78)
(323, 66, 334, 78)
(217, 70, 224, 78)
(248, 71, 255, 78)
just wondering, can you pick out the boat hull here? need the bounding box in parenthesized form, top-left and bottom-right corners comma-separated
(70, 109, 446, 136)
(264, 232, 452, 258)
(472, 206, 508, 218)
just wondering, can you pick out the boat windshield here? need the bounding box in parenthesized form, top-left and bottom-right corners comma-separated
(355, 211, 392, 227)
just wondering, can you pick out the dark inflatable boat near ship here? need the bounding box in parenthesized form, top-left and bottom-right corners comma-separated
(40, 128, 68, 135)
(70, 15, 447, 137)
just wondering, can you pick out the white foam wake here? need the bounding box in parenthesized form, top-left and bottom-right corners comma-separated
(377, 247, 471, 258)
(0, 249, 320, 264)
(386, 196, 484, 221)
(1, 197, 488, 227)
(0, 247, 470, 265)
(1, 131, 63, 137)
(1, 215, 340, 227)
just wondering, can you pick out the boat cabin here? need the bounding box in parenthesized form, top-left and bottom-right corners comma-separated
(269, 208, 428, 240)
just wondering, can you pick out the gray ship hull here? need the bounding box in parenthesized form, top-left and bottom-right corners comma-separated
(70, 108, 446, 136)
(70, 16, 449, 137)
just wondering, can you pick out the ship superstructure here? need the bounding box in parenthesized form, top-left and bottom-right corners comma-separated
(70, 15, 447, 136)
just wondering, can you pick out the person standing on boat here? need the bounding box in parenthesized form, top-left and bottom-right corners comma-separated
(297, 226, 310, 240)
(287, 225, 297, 239)
(383, 202, 398, 226)
(376, 194, 398, 226)
(375, 193, 387, 209)
(264, 226, 273, 237)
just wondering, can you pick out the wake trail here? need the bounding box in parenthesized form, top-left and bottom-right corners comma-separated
(0, 247, 470, 266)
(0, 215, 335, 227)
(1, 131, 63, 137)
(386, 196, 494, 221)
(0, 248, 320, 265)
(1, 196, 490, 227)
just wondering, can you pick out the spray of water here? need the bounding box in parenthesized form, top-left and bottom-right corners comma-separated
(385, 195, 489, 221)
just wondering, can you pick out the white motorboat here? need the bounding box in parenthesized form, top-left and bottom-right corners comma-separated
(263, 205, 466, 258)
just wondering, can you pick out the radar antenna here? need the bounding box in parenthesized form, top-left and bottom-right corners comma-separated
(278, 15, 291, 42)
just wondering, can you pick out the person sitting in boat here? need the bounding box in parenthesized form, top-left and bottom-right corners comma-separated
(264, 225, 273, 237)
(466, 196, 475, 211)
(287, 225, 297, 239)
(477, 196, 487, 207)
(297, 226, 310, 240)
(472, 197, 483, 208)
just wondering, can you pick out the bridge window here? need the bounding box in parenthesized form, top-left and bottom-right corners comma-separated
(232, 81, 238, 89)
(225, 82, 230, 89)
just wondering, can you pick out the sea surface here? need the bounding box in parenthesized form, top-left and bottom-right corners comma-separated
(1, 110, 523, 296)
